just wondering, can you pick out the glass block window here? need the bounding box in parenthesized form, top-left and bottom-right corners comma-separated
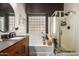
(28, 16, 46, 34)
(0, 17, 5, 32)
(9, 16, 15, 31)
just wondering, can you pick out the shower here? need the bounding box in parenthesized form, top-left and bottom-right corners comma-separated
(50, 11, 76, 53)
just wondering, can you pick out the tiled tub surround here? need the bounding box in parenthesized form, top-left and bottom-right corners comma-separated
(29, 34, 54, 56)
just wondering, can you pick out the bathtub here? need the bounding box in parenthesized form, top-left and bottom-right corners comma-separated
(29, 34, 54, 56)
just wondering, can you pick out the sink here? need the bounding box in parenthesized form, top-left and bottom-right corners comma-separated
(10, 37, 24, 40)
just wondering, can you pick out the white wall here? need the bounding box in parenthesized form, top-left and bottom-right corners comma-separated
(10, 3, 26, 35)
(64, 3, 79, 55)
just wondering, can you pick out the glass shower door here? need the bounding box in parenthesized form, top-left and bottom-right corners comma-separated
(49, 11, 76, 54)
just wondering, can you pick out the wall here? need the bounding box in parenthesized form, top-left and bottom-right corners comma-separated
(64, 3, 79, 54)
(10, 3, 26, 35)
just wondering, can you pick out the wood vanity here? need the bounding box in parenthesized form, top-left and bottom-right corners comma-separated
(0, 37, 29, 56)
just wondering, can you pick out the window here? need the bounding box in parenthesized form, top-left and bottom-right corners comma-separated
(28, 16, 46, 34)
(0, 17, 5, 32)
(9, 16, 15, 31)
(0, 14, 15, 32)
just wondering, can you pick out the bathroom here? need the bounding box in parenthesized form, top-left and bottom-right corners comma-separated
(0, 3, 79, 56)
(26, 3, 77, 56)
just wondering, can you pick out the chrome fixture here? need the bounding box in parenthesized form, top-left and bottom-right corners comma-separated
(64, 11, 76, 16)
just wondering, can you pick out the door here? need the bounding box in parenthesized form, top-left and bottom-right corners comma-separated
(60, 15, 76, 52)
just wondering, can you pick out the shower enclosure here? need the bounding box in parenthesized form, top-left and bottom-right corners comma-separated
(49, 11, 76, 54)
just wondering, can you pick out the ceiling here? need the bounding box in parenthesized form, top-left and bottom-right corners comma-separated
(25, 3, 64, 16)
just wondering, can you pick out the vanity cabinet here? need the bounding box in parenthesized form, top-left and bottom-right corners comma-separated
(0, 37, 29, 56)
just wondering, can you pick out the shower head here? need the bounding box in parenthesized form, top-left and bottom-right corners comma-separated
(64, 11, 76, 16)
(64, 12, 70, 16)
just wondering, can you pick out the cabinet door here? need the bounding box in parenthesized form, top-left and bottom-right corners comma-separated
(23, 38, 29, 56)
(15, 38, 29, 56)
(0, 44, 18, 56)
(15, 45, 23, 56)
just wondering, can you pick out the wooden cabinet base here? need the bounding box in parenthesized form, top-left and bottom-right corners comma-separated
(0, 37, 29, 56)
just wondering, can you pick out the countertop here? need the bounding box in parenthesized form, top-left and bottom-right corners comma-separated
(0, 36, 26, 52)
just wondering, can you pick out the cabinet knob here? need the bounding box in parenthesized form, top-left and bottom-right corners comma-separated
(16, 52, 19, 54)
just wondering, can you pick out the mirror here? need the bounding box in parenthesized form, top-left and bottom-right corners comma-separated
(0, 3, 15, 33)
